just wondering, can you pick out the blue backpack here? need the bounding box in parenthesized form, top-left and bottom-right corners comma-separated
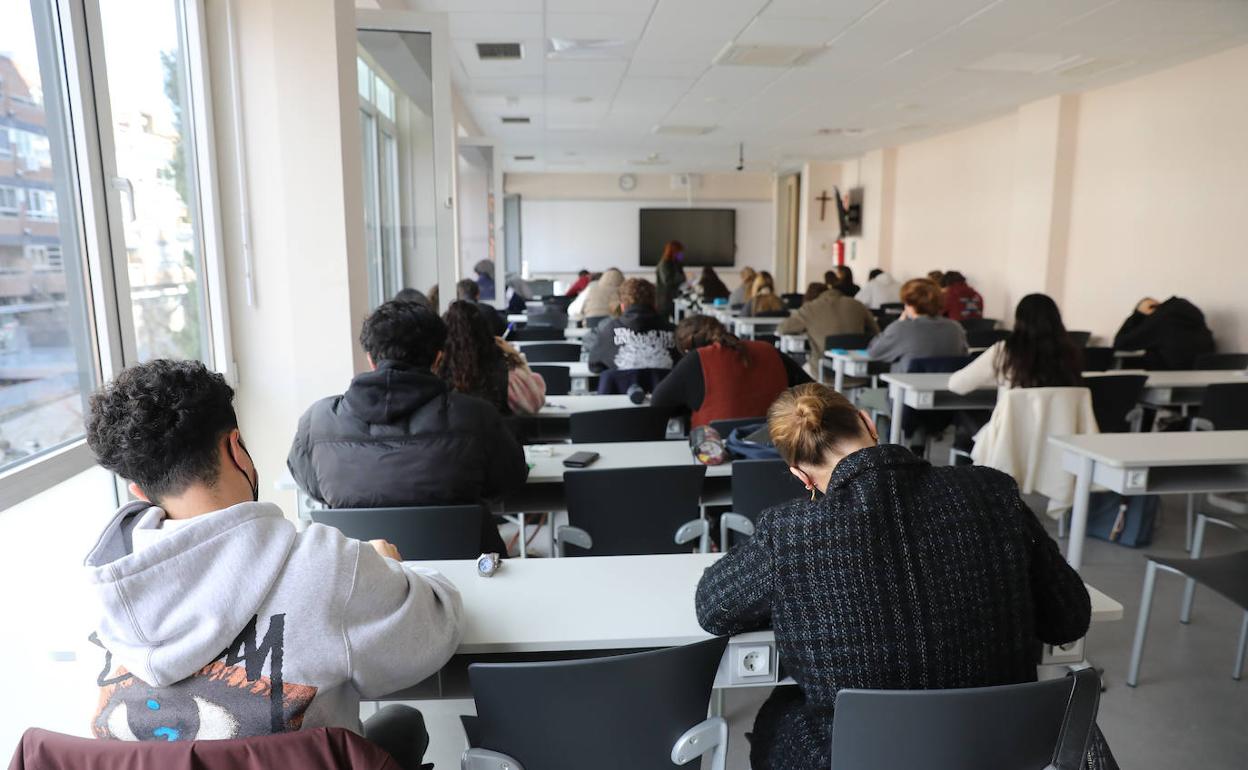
(725, 423, 781, 461)
(1085, 492, 1157, 548)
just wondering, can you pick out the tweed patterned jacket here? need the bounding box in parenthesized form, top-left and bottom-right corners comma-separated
(696, 444, 1104, 770)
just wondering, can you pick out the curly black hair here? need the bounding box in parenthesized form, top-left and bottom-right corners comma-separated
(360, 299, 447, 367)
(436, 300, 507, 406)
(86, 359, 238, 502)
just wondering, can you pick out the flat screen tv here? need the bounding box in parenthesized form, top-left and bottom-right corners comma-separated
(639, 208, 736, 267)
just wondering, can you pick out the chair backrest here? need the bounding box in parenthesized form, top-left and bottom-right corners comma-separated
(468, 637, 728, 770)
(967, 328, 1011, 348)
(1084, 374, 1147, 433)
(1081, 346, 1113, 372)
(522, 342, 581, 363)
(526, 279, 555, 297)
(830, 669, 1100, 770)
(879, 302, 904, 314)
(543, 295, 574, 311)
(526, 310, 568, 329)
(782, 292, 804, 309)
(596, 367, 667, 395)
(824, 333, 873, 352)
(1067, 330, 1092, 348)
(905, 355, 976, 374)
(570, 406, 671, 443)
(563, 465, 705, 555)
(731, 458, 805, 522)
(1197, 382, 1248, 430)
(7, 727, 396, 770)
(509, 327, 566, 342)
(311, 506, 484, 560)
(530, 365, 572, 395)
(959, 317, 997, 332)
(1194, 352, 1248, 370)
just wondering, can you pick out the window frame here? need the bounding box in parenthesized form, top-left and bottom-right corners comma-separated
(0, 0, 232, 510)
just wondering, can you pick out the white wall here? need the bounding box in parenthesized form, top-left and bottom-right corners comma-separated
(506, 172, 775, 278)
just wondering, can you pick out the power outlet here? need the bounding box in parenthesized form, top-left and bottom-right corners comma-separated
(736, 645, 772, 678)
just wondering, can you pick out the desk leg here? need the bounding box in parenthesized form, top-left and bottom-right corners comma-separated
(834, 362, 845, 393)
(889, 387, 903, 445)
(710, 689, 725, 718)
(1065, 456, 1093, 571)
(514, 513, 527, 558)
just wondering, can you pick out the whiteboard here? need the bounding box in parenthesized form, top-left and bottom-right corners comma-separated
(520, 199, 775, 274)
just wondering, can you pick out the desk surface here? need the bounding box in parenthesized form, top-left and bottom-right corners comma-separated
(883, 369, 1245, 392)
(407, 554, 1122, 655)
(824, 349, 870, 361)
(523, 440, 730, 484)
(539, 394, 637, 416)
(732, 315, 790, 326)
(1050, 431, 1248, 468)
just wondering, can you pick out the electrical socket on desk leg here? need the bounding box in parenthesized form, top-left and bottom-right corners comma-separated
(737, 645, 772, 678)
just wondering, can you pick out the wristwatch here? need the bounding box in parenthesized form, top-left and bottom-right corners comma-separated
(476, 552, 501, 578)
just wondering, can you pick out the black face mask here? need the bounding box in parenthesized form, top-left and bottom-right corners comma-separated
(230, 440, 260, 503)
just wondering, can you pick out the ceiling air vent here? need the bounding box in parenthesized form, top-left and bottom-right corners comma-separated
(652, 124, 715, 137)
(513, 155, 536, 161)
(501, 116, 531, 124)
(714, 43, 821, 68)
(476, 42, 523, 61)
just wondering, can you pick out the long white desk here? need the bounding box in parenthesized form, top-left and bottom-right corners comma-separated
(822, 349, 890, 390)
(731, 315, 789, 340)
(538, 394, 636, 418)
(522, 440, 730, 485)
(880, 370, 1247, 445)
(388, 554, 1122, 697)
(1050, 431, 1248, 570)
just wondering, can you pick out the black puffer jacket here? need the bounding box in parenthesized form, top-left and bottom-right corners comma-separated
(288, 361, 528, 511)
(1113, 296, 1215, 370)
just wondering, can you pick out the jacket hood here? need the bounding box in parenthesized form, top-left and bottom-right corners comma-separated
(343, 362, 448, 424)
(83, 501, 298, 687)
(1156, 297, 1208, 327)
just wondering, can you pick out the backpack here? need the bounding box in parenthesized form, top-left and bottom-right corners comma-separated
(725, 423, 781, 461)
(1085, 492, 1158, 548)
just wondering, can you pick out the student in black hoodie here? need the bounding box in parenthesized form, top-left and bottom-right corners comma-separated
(587, 277, 679, 374)
(288, 299, 527, 553)
(1113, 296, 1215, 370)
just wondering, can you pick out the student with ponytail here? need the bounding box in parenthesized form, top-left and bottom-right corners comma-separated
(695, 383, 1117, 770)
(650, 315, 810, 427)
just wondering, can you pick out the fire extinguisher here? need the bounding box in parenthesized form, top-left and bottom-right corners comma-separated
(835, 239, 845, 267)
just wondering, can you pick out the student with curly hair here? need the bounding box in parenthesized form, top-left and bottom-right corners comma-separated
(82, 359, 460, 768)
(438, 300, 546, 415)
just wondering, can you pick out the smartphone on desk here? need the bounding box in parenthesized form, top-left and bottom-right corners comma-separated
(563, 451, 600, 468)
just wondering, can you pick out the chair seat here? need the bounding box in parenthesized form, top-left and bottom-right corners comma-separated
(1151, 551, 1248, 610)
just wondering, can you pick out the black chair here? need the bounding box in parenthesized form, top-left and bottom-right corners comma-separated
(570, 406, 671, 443)
(542, 295, 574, 312)
(597, 367, 667, 395)
(461, 637, 729, 770)
(509, 327, 565, 342)
(1068, 330, 1092, 348)
(526, 310, 568, 329)
(879, 302, 904, 315)
(1194, 352, 1248, 370)
(781, 292, 804, 309)
(1083, 374, 1146, 433)
(721, 458, 805, 547)
(830, 668, 1101, 770)
(311, 505, 484, 560)
(967, 328, 1011, 348)
(1174, 382, 1248, 549)
(522, 342, 581, 363)
(559, 466, 707, 555)
(1081, 346, 1113, 372)
(959, 317, 997, 332)
(1128, 550, 1248, 686)
(530, 365, 571, 396)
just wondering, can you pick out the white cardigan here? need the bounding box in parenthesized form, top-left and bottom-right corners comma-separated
(948, 340, 1009, 394)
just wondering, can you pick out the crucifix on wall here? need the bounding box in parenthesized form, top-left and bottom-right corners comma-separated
(816, 190, 832, 221)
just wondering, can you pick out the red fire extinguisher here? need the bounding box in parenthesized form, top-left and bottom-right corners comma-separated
(835, 239, 845, 266)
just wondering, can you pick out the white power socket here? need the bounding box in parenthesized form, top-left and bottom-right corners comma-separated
(736, 645, 772, 678)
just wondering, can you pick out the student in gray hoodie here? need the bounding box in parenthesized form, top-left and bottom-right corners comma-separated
(82, 359, 462, 768)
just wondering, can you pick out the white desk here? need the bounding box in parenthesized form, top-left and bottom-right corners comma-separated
(1050, 431, 1248, 570)
(538, 394, 636, 418)
(821, 349, 890, 391)
(564, 326, 590, 340)
(731, 316, 788, 340)
(392, 554, 1122, 696)
(880, 370, 1246, 445)
(522, 440, 730, 485)
(778, 334, 807, 355)
(512, 338, 582, 351)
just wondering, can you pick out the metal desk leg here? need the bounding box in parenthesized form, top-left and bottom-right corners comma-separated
(888, 385, 903, 445)
(1065, 455, 1094, 570)
(513, 513, 527, 558)
(1127, 560, 1158, 687)
(834, 361, 845, 393)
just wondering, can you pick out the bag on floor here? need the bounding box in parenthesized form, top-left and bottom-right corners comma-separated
(1085, 492, 1158, 548)
(725, 423, 781, 461)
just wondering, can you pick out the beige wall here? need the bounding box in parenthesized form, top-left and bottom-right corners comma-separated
(838, 43, 1248, 350)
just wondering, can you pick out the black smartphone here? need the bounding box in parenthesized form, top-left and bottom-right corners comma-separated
(563, 451, 600, 468)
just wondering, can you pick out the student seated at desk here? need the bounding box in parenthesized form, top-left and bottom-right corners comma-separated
(866, 278, 967, 371)
(438, 300, 546, 416)
(697, 265, 731, 303)
(83, 360, 461, 768)
(694, 383, 1117, 770)
(777, 280, 879, 363)
(728, 266, 757, 309)
(1113, 295, 1215, 370)
(289, 300, 527, 554)
(745, 271, 788, 316)
(856, 268, 901, 309)
(940, 270, 984, 321)
(949, 294, 1082, 394)
(569, 267, 622, 328)
(457, 277, 507, 337)
(587, 277, 679, 374)
(826, 265, 859, 298)
(565, 268, 591, 298)
(651, 315, 810, 427)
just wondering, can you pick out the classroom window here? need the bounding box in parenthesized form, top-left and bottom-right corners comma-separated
(25, 189, 58, 221)
(0, 186, 18, 216)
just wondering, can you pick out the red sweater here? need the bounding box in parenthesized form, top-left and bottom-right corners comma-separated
(693, 342, 789, 427)
(943, 282, 983, 321)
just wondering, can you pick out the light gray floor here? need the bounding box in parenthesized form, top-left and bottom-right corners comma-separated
(411, 494, 1248, 770)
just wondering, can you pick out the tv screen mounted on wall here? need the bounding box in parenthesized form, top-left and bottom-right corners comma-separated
(639, 208, 737, 267)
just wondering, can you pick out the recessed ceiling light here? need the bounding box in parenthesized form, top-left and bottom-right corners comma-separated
(963, 52, 1084, 74)
(653, 124, 715, 136)
(548, 38, 633, 60)
(816, 127, 865, 136)
(714, 43, 822, 68)
(571, 95, 594, 104)
(476, 42, 523, 61)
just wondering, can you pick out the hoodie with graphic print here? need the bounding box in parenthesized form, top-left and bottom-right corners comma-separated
(587, 305, 680, 373)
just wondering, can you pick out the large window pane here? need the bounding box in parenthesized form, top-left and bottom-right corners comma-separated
(98, 0, 210, 362)
(0, 0, 95, 471)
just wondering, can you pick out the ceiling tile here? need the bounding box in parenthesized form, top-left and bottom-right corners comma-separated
(546, 58, 630, 81)
(646, 0, 769, 40)
(761, 0, 885, 22)
(737, 16, 853, 46)
(448, 12, 544, 39)
(545, 0, 657, 12)
(547, 13, 650, 40)
(627, 58, 711, 78)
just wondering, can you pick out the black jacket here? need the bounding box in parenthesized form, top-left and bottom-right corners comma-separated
(1113, 296, 1214, 370)
(695, 445, 1099, 770)
(587, 306, 679, 374)
(288, 362, 528, 549)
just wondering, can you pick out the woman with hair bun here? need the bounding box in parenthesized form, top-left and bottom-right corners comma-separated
(695, 382, 1116, 770)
